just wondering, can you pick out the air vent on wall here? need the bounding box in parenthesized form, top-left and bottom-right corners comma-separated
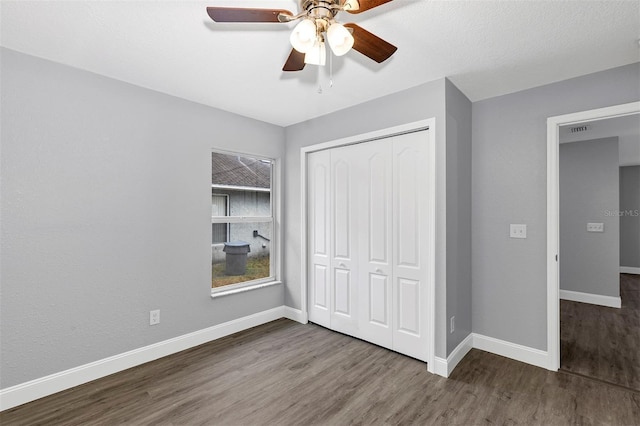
(569, 125, 590, 133)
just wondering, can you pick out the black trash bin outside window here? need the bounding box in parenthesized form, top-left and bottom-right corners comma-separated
(223, 241, 251, 276)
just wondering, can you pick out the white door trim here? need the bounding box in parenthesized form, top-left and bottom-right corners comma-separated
(546, 101, 640, 371)
(300, 118, 437, 373)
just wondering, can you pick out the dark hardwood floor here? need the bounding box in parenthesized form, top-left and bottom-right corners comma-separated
(2, 317, 639, 425)
(561, 273, 640, 391)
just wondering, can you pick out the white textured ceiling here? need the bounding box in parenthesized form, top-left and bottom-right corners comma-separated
(1, 0, 639, 126)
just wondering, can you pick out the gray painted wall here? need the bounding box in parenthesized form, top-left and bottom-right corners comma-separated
(284, 79, 452, 358)
(472, 62, 640, 351)
(0, 48, 285, 388)
(445, 80, 473, 355)
(619, 135, 640, 166)
(620, 165, 640, 268)
(559, 138, 620, 297)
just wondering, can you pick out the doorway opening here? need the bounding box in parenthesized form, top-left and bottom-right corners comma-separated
(547, 102, 640, 388)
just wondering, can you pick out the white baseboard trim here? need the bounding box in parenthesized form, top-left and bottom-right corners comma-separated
(433, 357, 448, 377)
(620, 266, 640, 275)
(559, 289, 621, 308)
(283, 306, 308, 324)
(435, 332, 545, 377)
(0, 306, 285, 412)
(446, 334, 474, 377)
(433, 333, 473, 378)
(472, 333, 549, 370)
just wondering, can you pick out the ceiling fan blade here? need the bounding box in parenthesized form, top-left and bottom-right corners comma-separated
(206, 7, 293, 23)
(345, 0, 393, 14)
(283, 49, 306, 72)
(344, 23, 397, 63)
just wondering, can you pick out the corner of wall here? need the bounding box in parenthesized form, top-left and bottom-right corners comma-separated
(444, 78, 473, 358)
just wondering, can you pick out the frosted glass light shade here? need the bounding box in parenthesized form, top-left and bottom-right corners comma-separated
(290, 19, 317, 53)
(327, 23, 354, 56)
(304, 40, 326, 66)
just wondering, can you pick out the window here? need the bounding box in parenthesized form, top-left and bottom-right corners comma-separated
(211, 151, 276, 292)
(211, 194, 229, 244)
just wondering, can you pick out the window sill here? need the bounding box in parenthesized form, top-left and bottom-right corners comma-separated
(211, 280, 282, 299)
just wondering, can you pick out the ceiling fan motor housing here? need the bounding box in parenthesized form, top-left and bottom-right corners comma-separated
(301, 0, 339, 20)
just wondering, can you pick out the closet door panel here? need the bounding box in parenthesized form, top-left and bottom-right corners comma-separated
(392, 131, 430, 361)
(333, 159, 352, 260)
(334, 269, 352, 315)
(397, 278, 420, 334)
(396, 146, 420, 269)
(307, 151, 331, 328)
(330, 146, 359, 336)
(313, 265, 328, 309)
(367, 152, 390, 264)
(358, 140, 393, 349)
(368, 273, 389, 325)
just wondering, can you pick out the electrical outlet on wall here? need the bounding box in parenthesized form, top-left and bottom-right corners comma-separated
(450, 316, 455, 334)
(149, 309, 160, 326)
(587, 222, 604, 232)
(510, 224, 527, 239)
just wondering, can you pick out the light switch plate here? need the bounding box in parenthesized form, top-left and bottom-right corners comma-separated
(587, 223, 604, 232)
(510, 224, 527, 239)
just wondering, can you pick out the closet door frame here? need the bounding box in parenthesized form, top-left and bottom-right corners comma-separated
(300, 118, 437, 373)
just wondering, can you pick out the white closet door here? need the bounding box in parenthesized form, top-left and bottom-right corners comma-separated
(330, 145, 359, 336)
(306, 129, 431, 363)
(392, 131, 430, 361)
(357, 140, 393, 349)
(307, 150, 331, 328)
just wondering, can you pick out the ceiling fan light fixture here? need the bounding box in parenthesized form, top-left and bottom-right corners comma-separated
(327, 22, 354, 56)
(206, 1, 398, 72)
(343, 0, 360, 11)
(304, 39, 327, 66)
(290, 19, 317, 53)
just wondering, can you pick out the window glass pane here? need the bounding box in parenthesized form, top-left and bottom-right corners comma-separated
(212, 222, 272, 288)
(211, 194, 229, 244)
(211, 194, 228, 217)
(212, 223, 228, 244)
(212, 152, 271, 217)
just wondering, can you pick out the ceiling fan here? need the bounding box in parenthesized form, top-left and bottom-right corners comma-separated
(206, 0, 397, 72)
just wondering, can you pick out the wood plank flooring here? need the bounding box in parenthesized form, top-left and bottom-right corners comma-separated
(2, 317, 639, 425)
(561, 273, 640, 390)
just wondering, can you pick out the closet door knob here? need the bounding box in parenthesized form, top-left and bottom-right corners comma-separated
(339, 262, 346, 268)
(375, 269, 383, 274)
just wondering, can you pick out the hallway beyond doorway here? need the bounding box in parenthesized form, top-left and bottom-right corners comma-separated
(560, 273, 640, 390)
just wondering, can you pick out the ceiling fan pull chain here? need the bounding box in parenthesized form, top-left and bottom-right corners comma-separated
(317, 63, 323, 94)
(329, 50, 334, 88)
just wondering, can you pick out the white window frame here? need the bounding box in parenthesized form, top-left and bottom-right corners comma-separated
(211, 150, 281, 298)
